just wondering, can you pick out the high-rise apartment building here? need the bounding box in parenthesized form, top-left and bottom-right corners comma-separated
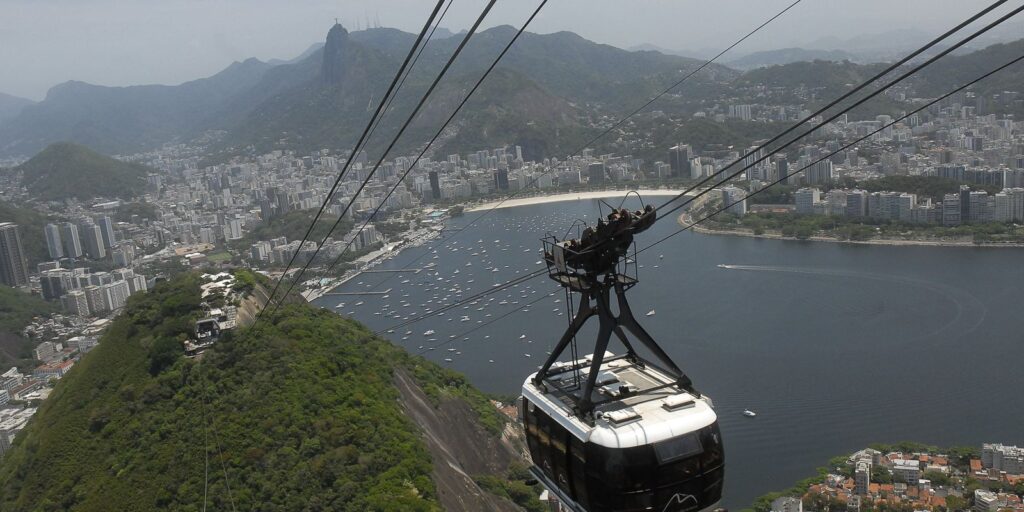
(60, 223, 83, 258)
(0, 223, 29, 287)
(44, 223, 63, 260)
(97, 216, 116, 248)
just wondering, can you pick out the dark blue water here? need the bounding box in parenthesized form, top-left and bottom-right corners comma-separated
(315, 197, 1024, 508)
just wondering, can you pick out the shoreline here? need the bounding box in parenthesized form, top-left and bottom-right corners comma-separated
(466, 189, 687, 212)
(681, 212, 1024, 248)
(309, 190, 687, 302)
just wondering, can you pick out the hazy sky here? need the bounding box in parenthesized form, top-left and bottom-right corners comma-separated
(0, 0, 1012, 100)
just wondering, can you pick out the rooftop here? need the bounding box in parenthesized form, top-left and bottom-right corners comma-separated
(523, 352, 716, 449)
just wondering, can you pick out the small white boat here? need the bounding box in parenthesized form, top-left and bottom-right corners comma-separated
(743, 410, 757, 418)
(646, 310, 656, 317)
(444, 358, 453, 362)
(423, 329, 435, 336)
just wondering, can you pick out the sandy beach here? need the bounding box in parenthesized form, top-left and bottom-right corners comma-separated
(466, 189, 688, 212)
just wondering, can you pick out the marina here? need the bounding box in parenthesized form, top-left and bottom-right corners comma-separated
(313, 197, 1024, 507)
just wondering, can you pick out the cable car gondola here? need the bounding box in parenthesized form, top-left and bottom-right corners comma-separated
(520, 199, 724, 511)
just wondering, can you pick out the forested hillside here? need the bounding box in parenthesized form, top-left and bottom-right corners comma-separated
(0, 272, 532, 511)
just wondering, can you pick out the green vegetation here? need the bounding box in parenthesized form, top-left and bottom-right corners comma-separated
(113, 201, 159, 222)
(229, 268, 261, 296)
(628, 117, 790, 164)
(0, 273, 522, 511)
(205, 251, 233, 263)
(474, 464, 545, 512)
(375, 221, 408, 239)
(15, 142, 150, 201)
(857, 175, 1000, 202)
(746, 184, 796, 205)
(708, 211, 1024, 244)
(0, 285, 58, 369)
(433, 68, 594, 161)
(229, 209, 352, 251)
(0, 199, 51, 265)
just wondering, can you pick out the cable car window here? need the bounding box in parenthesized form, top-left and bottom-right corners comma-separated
(653, 433, 702, 464)
(569, 436, 589, 507)
(699, 423, 724, 470)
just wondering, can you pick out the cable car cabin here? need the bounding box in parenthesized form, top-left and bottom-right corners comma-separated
(520, 353, 723, 512)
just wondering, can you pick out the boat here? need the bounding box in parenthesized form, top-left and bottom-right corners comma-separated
(646, 310, 656, 317)
(743, 410, 757, 418)
(423, 329, 436, 336)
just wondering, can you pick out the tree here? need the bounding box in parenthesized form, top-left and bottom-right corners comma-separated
(945, 495, 967, 511)
(923, 470, 950, 487)
(871, 465, 893, 484)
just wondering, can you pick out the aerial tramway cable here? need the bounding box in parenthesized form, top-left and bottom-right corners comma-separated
(412, 49, 1024, 352)
(254, 0, 449, 327)
(358, 0, 805, 295)
(650, 0, 1015, 219)
(638, 51, 1024, 256)
(262, 0, 500, 321)
(372, 2, 1024, 336)
(359, 0, 457, 155)
(319, 0, 551, 277)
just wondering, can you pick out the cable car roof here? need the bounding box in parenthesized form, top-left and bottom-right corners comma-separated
(523, 352, 717, 449)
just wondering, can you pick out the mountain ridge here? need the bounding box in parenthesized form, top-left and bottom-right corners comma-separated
(0, 93, 34, 127)
(0, 24, 728, 160)
(14, 142, 150, 201)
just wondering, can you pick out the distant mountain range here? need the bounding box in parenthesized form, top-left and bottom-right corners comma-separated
(725, 48, 859, 70)
(1, 24, 1022, 161)
(0, 24, 728, 160)
(0, 93, 34, 127)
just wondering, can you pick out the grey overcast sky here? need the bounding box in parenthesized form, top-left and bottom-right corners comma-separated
(0, 0, 1013, 100)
